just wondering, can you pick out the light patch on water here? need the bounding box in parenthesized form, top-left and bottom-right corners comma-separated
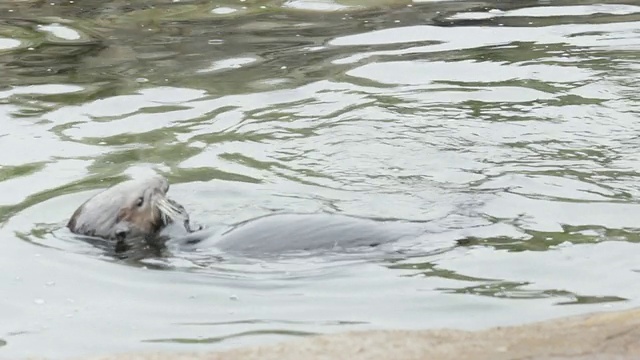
(450, 4, 640, 19)
(178, 143, 272, 180)
(211, 7, 238, 14)
(397, 86, 556, 104)
(63, 108, 202, 138)
(0, 38, 21, 50)
(483, 192, 640, 232)
(0, 159, 90, 206)
(139, 87, 207, 103)
(249, 78, 293, 90)
(412, 0, 462, 3)
(346, 60, 595, 85)
(441, 241, 640, 301)
(328, 22, 546, 47)
(446, 11, 497, 20)
(0, 84, 85, 99)
(0, 120, 110, 166)
(36, 23, 82, 41)
(119, 165, 172, 183)
(198, 57, 259, 73)
(568, 82, 620, 100)
(478, 174, 616, 201)
(44, 87, 206, 125)
(283, 0, 355, 12)
(448, 4, 640, 20)
(302, 45, 326, 52)
(329, 22, 640, 62)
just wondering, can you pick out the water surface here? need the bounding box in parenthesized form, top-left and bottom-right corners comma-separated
(1, 0, 640, 358)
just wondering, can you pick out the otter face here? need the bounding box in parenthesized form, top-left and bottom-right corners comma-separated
(67, 175, 187, 241)
(113, 181, 167, 239)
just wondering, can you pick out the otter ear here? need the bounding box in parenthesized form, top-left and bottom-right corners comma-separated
(67, 205, 85, 232)
(67, 216, 77, 231)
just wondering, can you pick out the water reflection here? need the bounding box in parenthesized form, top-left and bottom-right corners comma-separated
(143, 329, 318, 345)
(1, 0, 640, 358)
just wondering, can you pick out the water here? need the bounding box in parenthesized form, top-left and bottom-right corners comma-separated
(1, 0, 640, 358)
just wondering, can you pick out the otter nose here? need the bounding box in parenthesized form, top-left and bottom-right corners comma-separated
(115, 229, 129, 240)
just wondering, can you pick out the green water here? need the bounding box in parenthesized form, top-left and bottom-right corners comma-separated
(0, 0, 639, 358)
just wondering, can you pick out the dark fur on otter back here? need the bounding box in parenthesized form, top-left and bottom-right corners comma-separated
(67, 175, 182, 241)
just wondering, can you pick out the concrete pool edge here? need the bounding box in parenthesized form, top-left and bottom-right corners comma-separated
(75, 306, 640, 360)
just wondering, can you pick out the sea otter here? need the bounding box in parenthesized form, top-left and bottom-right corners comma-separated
(67, 174, 442, 257)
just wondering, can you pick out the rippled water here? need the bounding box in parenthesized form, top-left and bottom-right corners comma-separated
(1, 0, 640, 358)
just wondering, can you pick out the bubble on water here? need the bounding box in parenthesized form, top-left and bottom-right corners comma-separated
(190, 141, 207, 148)
(45, 281, 55, 287)
(212, 7, 237, 15)
(135, 78, 148, 83)
(37, 23, 82, 41)
(199, 56, 257, 73)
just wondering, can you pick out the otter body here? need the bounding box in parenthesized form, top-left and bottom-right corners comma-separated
(67, 175, 434, 257)
(175, 213, 429, 256)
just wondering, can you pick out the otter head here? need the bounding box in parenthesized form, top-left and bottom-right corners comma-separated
(67, 175, 187, 241)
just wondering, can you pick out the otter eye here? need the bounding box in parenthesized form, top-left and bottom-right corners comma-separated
(136, 197, 144, 207)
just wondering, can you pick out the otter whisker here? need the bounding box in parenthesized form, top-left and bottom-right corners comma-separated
(155, 197, 187, 224)
(156, 201, 179, 221)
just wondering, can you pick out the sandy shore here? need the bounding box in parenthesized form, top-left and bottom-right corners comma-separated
(80, 306, 640, 360)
